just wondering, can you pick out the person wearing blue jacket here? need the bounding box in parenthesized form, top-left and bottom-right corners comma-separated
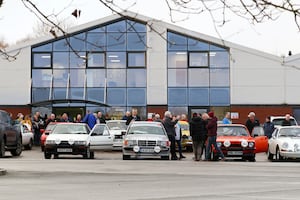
(82, 110, 97, 129)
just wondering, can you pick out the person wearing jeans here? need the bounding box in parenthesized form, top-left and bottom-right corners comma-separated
(205, 111, 225, 161)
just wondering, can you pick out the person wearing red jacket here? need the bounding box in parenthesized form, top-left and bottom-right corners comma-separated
(205, 111, 225, 161)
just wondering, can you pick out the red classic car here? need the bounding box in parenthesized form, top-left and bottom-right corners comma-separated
(40, 122, 59, 151)
(210, 124, 268, 161)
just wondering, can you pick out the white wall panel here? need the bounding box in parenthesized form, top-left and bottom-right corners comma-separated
(0, 47, 31, 105)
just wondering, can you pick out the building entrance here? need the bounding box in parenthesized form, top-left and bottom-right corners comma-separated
(52, 107, 85, 122)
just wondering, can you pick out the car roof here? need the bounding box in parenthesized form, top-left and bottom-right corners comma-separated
(277, 125, 300, 130)
(129, 121, 163, 126)
(271, 116, 296, 119)
(218, 124, 247, 128)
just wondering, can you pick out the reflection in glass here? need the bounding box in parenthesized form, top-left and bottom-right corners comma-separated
(86, 33, 106, 51)
(127, 20, 146, 32)
(168, 69, 187, 87)
(107, 52, 126, 68)
(53, 69, 68, 87)
(167, 52, 187, 68)
(188, 68, 209, 87)
(32, 43, 52, 52)
(32, 88, 50, 102)
(210, 88, 230, 106)
(70, 33, 86, 51)
(70, 88, 84, 99)
(87, 53, 105, 67)
(127, 33, 146, 51)
(107, 88, 126, 106)
(127, 69, 146, 87)
(70, 52, 86, 68)
(210, 69, 229, 87)
(32, 69, 52, 87)
(189, 52, 208, 67)
(87, 88, 105, 102)
(53, 52, 69, 69)
(167, 32, 187, 50)
(33, 53, 51, 68)
(189, 88, 209, 106)
(107, 33, 126, 51)
(107, 20, 126, 32)
(87, 69, 106, 87)
(107, 69, 126, 87)
(128, 52, 145, 67)
(210, 51, 229, 68)
(70, 69, 85, 87)
(127, 88, 146, 106)
(53, 88, 67, 99)
(188, 38, 209, 51)
(53, 39, 69, 51)
(168, 88, 188, 106)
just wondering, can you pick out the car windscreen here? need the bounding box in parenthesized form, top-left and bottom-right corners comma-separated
(179, 123, 189, 131)
(52, 124, 89, 134)
(46, 124, 56, 131)
(217, 126, 248, 136)
(272, 119, 297, 126)
(279, 128, 300, 137)
(107, 121, 127, 130)
(127, 125, 165, 135)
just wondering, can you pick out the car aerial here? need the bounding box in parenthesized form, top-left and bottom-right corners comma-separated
(0, 110, 22, 157)
(268, 126, 300, 161)
(44, 123, 93, 159)
(122, 121, 170, 160)
(178, 120, 193, 152)
(270, 116, 298, 128)
(212, 124, 268, 161)
(19, 123, 34, 150)
(40, 122, 59, 151)
(106, 120, 127, 150)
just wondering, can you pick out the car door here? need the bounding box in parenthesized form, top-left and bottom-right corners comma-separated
(252, 126, 268, 153)
(268, 129, 279, 154)
(89, 124, 113, 151)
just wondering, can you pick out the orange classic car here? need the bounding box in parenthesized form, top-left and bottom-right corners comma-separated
(40, 122, 60, 151)
(210, 124, 268, 161)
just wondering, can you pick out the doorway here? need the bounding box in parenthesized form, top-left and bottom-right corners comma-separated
(52, 107, 85, 121)
(189, 107, 209, 119)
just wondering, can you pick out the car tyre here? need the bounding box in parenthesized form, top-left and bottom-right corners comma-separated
(0, 139, 5, 158)
(276, 147, 283, 161)
(248, 156, 256, 162)
(83, 147, 90, 159)
(161, 156, 169, 160)
(267, 150, 274, 161)
(25, 139, 33, 150)
(41, 145, 45, 152)
(89, 151, 95, 159)
(44, 151, 51, 159)
(122, 154, 130, 160)
(10, 137, 22, 156)
(53, 154, 59, 159)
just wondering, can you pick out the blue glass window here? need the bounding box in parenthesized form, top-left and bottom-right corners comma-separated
(53, 39, 69, 51)
(188, 68, 209, 87)
(70, 33, 86, 51)
(53, 52, 69, 69)
(87, 69, 106, 87)
(70, 52, 86, 68)
(107, 88, 126, 106)
(87, 52, 105, 67)
(53, 88, 67, 99)
(168, 52, 187, 68)
(70, 88, 84, 99)
(32, 69, 52, 87)
(127, 69, 146, 87)
(210, 44, 227, 51)
(189, 52, 208, 67)
(107, 20, 126, 32)
(107, 69, 126, 87)
(127, 88, 146, 106)
(127, 33, 146, 51)
(87, 88, 105, 102)
(210, 51, 229, 68)
(107, 33, 126, 51)
(210, 69, 230, 87)
(32, 88, 50, 102)
(168, 107, 188, 116)
(70, 69, 85, 87)
(53, 69, 69, 87)
(168, 69, 187, 87)
(168, 88, 188, 106)
(32, 43, 52, 52)
(107, 52, 126, 68)
(168, 32, 187, 51)
(33, 53, 51, 68)
(210, 88, 230, 106)
(86, 33, 106, 51)
(188, 38, 209, 51)
(128, 52, 145, 67)
(127, 20, 146, 32)
(188, 88, 209, 106)
(88, 26, 106, 33)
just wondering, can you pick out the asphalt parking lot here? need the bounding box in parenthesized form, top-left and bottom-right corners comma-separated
(1, 148, 300, 200)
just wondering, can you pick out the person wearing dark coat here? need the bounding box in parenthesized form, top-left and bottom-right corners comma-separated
(162, 111, 179, 160)
(245, 112, 260, 133)
(282, 114, 292, 126)
(126, 109, 141, 125)
(190, 113, 207, 161)
(263, 116, 275, 139)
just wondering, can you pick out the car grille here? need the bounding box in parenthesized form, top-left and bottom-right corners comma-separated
(114, 135, 123, 139)
(57, 141, 71, 147)
(138, 140, 157, 146)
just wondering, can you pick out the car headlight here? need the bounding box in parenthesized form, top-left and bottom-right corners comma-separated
(133, 146, 140, 153)
(46, 140, 56, 145)
(241, 140, 248, 148)
(217, 142, 222, 148)
(124, 140, 137, 146)
(248, 142, 255, 148)
(282, 142, 289, 149)
(154, 146, 161, 153)
(74, 141, 86, 145)
(55, 138, 61, 145)
(158, 141, 169, 147)
(224, 140, 231, 147)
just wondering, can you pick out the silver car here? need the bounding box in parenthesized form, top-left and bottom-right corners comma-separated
(122, 121, 170, 160)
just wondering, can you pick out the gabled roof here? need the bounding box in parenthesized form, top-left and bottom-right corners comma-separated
(4, 10, 281, 61)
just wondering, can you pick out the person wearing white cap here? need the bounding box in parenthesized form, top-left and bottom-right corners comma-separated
(245, 112, 260, 133)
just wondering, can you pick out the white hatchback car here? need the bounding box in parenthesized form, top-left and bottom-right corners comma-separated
(270, 116, 298, 128)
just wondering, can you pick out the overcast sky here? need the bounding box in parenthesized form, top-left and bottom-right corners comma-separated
(1, 0, 300, 56)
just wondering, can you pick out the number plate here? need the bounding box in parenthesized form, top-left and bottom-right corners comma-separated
(140, 148, 154, 153)
(227, 151, 243, 156)
(57, 148, 72, 153)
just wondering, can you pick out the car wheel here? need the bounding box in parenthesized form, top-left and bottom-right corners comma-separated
(25, 139, 33, 150)
(161, 156, 169, 160)
(122, 154, 130, 160)
(53, 154, 59, 159)
(44, 151, 51, 159)
(248, 156, 256, 162)
(83, 147, 90, 159)
(0, 139, 5, 158)
(267, 150, 274, 161)
(41, 145, 45, 152)
(10, 137, 22, 156)
(89, 151, 95, 159)
(276, 147, 283, 161)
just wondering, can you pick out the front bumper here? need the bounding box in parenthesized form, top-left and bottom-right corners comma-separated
(45, 144, 88, 155)
(113, 139, 123, 150)
(216, 147, 255, 158)
(123, 146, 170, 157)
